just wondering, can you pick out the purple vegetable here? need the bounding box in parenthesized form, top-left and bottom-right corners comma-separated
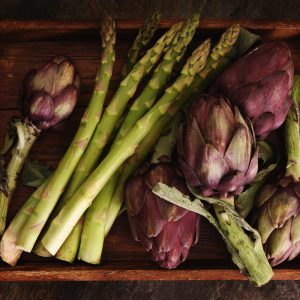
(210, 41, 294, 139)
(177, 94, 258, 197)
(23, 55, 80, 129)
(125, 163, 199, 269)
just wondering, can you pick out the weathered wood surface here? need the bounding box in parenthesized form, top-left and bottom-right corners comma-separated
(0, 19, 299, 281)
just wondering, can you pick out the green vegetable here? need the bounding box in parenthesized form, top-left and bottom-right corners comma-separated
(0, 178, 50, 266)
(57, 15, 200, 263)
(121, 11, 161, 77)
(0, 120, 40, 235)
(61, 21, 182, 208)
(236, 141, 278, 218)
(40, 39, 210, 256)
(105, 24, 258, 239)
(8, 12, 116, 254)
(21, 160, 53, 188)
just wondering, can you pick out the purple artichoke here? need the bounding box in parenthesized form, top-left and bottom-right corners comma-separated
(177, 94, 258, 197)
(256, 181, 300, 266)
(210, 41, 294, 139)
(125, 163, 200, 269)
(22, 55, 80, 130)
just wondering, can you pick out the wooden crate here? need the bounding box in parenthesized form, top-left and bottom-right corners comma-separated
(0, 19, 299, 281)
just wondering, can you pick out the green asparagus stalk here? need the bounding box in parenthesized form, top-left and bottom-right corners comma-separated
(0, 178, 50, 265)
(8, 13, 116, 255)
(39, 39, 210, 255)
(121, 11, 161, 77)
(61, 22, 182, 206)
(55, 15, 200, 263)
(78, 109, 183, 264)
(0, 120, 40, 235)
(104, 24, 242, 237)
(33, 12, 117, 259)
(115, 14, 199, 145)
(77, 172, 120, 263)
(104, 112, 181, 237)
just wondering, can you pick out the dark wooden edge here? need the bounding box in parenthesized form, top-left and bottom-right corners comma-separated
(0, 19, 299, 31)
(0, 262, 299, 281)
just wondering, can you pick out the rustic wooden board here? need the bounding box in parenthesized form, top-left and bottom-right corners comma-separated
(0, 19, 299, 281)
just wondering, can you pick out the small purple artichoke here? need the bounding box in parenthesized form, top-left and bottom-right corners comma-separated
(125, 163, 200, 269)
(22, 55, 80, 130)
(256, 181, 300, 266)
(177, 94, 258, 197)
(210, 41, 294, 139)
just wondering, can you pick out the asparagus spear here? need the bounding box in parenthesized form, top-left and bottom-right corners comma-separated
(104, 24, 242, 237)
(1, 13, 116, 258)
(39, 39, 210, 255)
(121, 11, 161, 77)
(0, 178, 50, 266)
(58, 14, 200, 264)
(104, 111, 180, 237)
(61, 22, 182, 206)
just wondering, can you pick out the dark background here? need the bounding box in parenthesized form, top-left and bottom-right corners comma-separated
(1, 0, 300, 299)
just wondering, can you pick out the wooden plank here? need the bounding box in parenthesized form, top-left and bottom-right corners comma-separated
(0, 19, 299, 30)
(0, 261, 300, 281)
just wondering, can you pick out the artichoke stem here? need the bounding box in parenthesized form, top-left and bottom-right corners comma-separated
(214, 204, 273, 287)
(285, 83, 300, 180)
(0, 120, 40, 235)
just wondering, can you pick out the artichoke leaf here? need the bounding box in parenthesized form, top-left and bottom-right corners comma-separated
(236, 140, 279, 218)
(21, 159, 53, 187)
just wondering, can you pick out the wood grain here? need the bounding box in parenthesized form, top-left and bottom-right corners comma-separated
(0, 261, 300, 281)
(0, 19, 299, 281)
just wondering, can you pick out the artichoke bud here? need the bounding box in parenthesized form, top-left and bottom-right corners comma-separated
(177, 94, 258, 197)
(126, 163, 199, 269)
(256, 181, 300, 266)
(22, 55, 80, 130)
(211, 41, 294, 139)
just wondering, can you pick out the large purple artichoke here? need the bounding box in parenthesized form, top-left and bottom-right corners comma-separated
(125, 163, 200, 269)
(177, 94, 258, 197)
(210, 41, 294, 139)
(22, 55, 80, 130)
(255, 181, 300, 266)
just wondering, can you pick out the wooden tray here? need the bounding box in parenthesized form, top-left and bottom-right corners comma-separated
(0, 19, 299, 281)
